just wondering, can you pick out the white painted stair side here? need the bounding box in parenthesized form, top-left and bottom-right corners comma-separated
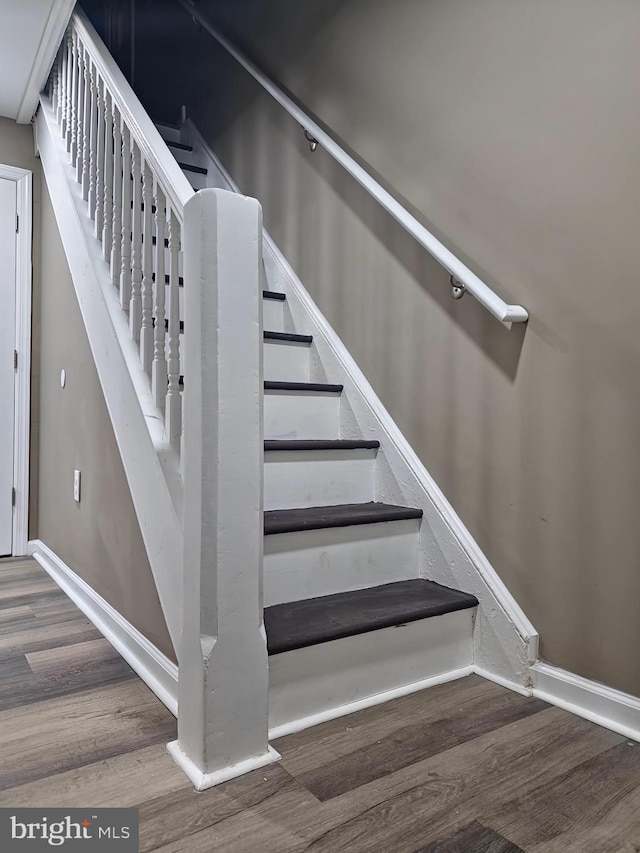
(264, 517, 420, 605)
(264, 448, 376, 510)
(269, 608, 474, 736)
(264, 388, 340, 440)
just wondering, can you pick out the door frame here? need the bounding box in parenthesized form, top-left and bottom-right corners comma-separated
(0, 164, 32, 556)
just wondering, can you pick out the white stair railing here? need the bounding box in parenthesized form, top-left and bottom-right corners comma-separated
(46, 9, 274, 789)
(51, 10, 193, 442)
(180, 0, 528, 324)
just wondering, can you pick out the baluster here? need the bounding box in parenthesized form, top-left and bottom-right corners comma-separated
(140, 160, 155, 374)
(74, 39, 84, 180)
(166, 210, 182, 452)
(119, 122, 132, 309)
(51, 56, 59, 117)
(67, 32, 77, 160)
(88, 61, 98, 218)
(102, 90, 114, 261)
(94, 77, 106, 238)
(55, 44, 63, 125)
(111, 105, 123, 288)
(152, 184, 168, 412)
(129, 143, 143, 342)
(81, 47, 91, 196)
(60, 33, 69, 136)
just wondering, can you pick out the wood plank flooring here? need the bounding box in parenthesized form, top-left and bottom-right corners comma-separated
(1, 556, 640, 851)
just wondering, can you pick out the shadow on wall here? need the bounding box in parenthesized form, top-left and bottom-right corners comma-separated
(125, 0, 527, 379)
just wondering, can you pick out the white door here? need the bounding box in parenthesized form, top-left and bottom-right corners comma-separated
(0, 178, 16, 555)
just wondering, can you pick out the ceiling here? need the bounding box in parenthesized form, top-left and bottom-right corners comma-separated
(0, 0, 76, 123)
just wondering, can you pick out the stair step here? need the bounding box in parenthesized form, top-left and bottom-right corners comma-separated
(155, 119, 182, 130)
(264, 381, 342, 393)
(264, 502, 423, 536)
(265, 579, 478, 655)
(165, 139, 193, 151)
(264, 439, 380, 451)
(263, 292, 286, 332)
(264, 382, 340, 439)
(264, 330, 312, 344)
(178, 162, 208, 175)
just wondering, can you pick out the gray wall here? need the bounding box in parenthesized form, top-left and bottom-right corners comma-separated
(35, 175, 174, 660)
(0, 116, 172, 661)
(135, 0, 640, 694)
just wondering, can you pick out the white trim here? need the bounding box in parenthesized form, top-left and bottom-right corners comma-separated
(0, 165, 32, 557)
(186, 120, 539, 688)
(166, 742, 280, 792)
(473, 665, 531, 698)
(532, 661, 640, 743)
(16, 0, 76, 124)
(28, 539, 179, 715)
(268, 665, 473, 740)
(36, 101, 184, 646)
(179, 2, 527, 324)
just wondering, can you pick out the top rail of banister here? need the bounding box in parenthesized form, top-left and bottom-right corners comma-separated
(73, 9, 194, 220)
(179, 0, 527, 324)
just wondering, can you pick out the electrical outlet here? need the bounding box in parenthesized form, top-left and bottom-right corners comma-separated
(73, 470, 81, 503)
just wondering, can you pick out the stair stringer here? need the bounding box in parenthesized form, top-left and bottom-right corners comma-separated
(185, 117, 538, 692)
(36, 102, 184, 649)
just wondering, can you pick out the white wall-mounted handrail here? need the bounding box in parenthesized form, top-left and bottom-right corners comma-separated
(74, 9, 194, 220)
(180, 0, 528, 323)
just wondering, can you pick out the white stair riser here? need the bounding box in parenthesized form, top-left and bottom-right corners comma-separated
(264, 450, 376, 510)
(264, 518, 420, 605)
(264, 391, 340, 440)
(182, 170, 208, 191)
(263, 298, 284, 332)
(269, 609, 474, 734)
(156, 124, 184, 144)
(264, 340, 310, 383)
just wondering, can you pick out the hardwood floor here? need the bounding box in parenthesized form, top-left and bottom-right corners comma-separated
(1, 557, 639, 851)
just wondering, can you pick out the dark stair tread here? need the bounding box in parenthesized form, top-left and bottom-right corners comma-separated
(166, 140, 193, 151)
(265, 439, 380, 451)
(264, 502, 422, 535)
(265, 579, 478, 655)
(264, 330, 312, 344)
(264, 381, 343, 393)
(178, 162, 208, 175)
(263, 290, 286, 301)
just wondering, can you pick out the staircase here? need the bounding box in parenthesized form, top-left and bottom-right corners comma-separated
(37, 10, 536, 790)
(155, 118, 479, 733)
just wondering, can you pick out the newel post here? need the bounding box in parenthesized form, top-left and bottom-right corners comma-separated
(167, 189, 279, 789)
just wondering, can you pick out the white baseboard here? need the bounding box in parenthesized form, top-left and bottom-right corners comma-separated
(473, 665, 532, 697)
(28, 539, 178, 716)
(532, 661, 640, 743)
(166, 741, 280, 791)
